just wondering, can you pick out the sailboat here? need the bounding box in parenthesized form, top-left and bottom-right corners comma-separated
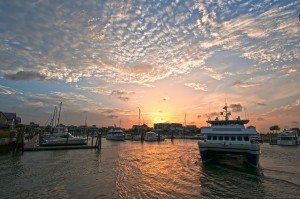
(39, 102, 87, 146)
(132, 108, 142, 141)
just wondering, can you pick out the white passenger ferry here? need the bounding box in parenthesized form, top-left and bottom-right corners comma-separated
(198, 105, 260, 167)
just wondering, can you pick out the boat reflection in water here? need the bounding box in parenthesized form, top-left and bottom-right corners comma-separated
(200, 158, 264, 198)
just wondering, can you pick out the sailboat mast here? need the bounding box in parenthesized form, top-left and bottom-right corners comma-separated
(85, 114, 87, 134)
(138, 108, 140, 134)
(57, 102, 62, 125)
(51, 106, 57, 127)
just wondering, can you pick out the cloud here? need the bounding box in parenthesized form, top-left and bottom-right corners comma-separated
(80, 86, 134, 101)
(205, 112, 219, 119)
(233, 81, 260, 88)
(184, 83, 207, 91)
(0, 1, 297, 87)
(0, 85, 16, 95)
(229, 104, 243, 112)
(117, 96, 130, 101)
(257, 117, 265, 121)
(107, 115, 118, 119)
(254, 102, 266, 106)
(267, 99, 300, 114)
(21, 91, 102, 113)
(98, 108, 131, 116)
(25, 101, 44, 109)
(162, 97, 169, 101)
(111, 90, 135, 96)
(4, 71, 46, 81)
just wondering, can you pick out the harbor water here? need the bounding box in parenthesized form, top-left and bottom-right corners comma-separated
(0, 140, 299, 198)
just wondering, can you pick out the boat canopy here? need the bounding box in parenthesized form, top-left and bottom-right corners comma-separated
(207, 119, 249, 126)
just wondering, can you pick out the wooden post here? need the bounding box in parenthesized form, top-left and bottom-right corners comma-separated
(171, 130, 174, 141)
(98, 132, 102, 150)
(158, 131, 161, 141)
(86, 131, 89, 144)
(270, 133, 272, 144)
(100, 132, 102, 149)
(21, 132, 24, 153)
(66, 133, 69, 145)
(91, 132, 94, 145)
(95, 135, 98, 147)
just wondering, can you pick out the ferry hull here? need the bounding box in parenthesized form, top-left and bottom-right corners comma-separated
(199, 146, 260, 167)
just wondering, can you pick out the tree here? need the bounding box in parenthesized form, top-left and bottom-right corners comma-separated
(291, 127, 300, 135)
(270, 125, 280, 134)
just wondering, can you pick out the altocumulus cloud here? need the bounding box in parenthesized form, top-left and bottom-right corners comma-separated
(0, 1, 297, 86)
(184, 83, 207, 91)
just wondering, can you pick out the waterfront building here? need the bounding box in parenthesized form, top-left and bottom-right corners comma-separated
(0, 112, 21, 128)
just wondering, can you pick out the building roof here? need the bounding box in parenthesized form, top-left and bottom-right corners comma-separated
(1, 112, 17, 120)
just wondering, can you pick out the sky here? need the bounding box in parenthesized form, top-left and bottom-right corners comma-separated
(0, 0, 299, 133)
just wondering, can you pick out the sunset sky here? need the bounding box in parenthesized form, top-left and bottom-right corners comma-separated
(0, 0, 299, 133)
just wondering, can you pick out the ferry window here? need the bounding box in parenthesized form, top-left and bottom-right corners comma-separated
(244, 136, 249, 141)
(237, 136, 242, 141)
(224, 136, 229, 140)
(231, 136, 236, 141)
(207, 136, 211, 140)
(218, 136, 223, 140)
(213, 136, 217, 140)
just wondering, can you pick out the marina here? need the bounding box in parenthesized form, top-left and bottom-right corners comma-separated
(0, 0, 299, 198)
(0, 139, 299, 198)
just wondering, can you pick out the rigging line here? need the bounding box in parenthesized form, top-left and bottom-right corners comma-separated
(57, 102, 62, 125)
(44, 112, 52, 126)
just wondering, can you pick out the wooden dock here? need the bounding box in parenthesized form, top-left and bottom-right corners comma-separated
(24, 135, 100, 152)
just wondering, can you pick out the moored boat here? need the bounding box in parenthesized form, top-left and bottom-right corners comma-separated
(198, 104, 260, 167)
(39, 126, 87, 146)
(144, 131, 165, 142)
(132, 134, 142, 141)
(106, 128, 125, 141)
(277, 129, 299, 146)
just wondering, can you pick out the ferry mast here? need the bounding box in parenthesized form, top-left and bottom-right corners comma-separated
(222, 104, 231, 121)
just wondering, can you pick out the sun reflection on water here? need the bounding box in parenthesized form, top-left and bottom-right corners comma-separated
(115, 140, 201, 198)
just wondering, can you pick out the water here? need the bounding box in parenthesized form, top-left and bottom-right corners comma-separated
(0, 140, 299, 198)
